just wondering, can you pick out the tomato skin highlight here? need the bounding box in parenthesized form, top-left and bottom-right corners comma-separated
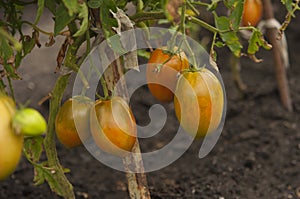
(0, 95, 23, 180)
(242, 0, 263, 27)
(55, 96, 92, 148)
(90, 97, 137, 157)
(146, 47, 189, 102)
(174, 69, 224, 139)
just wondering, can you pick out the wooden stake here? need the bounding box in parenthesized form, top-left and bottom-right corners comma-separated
(263, 0, 293, 112)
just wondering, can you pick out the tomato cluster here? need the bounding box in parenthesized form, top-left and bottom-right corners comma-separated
(54, 47, 225, 157)
(55, 96, 137, 157)
(146, 48, 225, 139)
(0, 95, 47, 180)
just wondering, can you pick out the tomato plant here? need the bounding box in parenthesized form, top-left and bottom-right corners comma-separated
(55, 96, 92, 148)
(0, 0, 298, 198)
(0, 95, 23, 180)
(146, 47, 189, 102)
(242, 0, 263, 26)
(174, 68, 224, 139)
(90, 97, 137, 157)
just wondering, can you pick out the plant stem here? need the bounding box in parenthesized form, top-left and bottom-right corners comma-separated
(44, 74, 75, 199)
(179, 2, 186, 33)
(210, 32, 217, 60)
(280, 0, 300, 34)
(22, 21, 53, 36)
(181, 3, 197, 69)
(130, 11, 165, 23)
(186, 0, 200, 16)
(188, 16, 219, 33)
(43, 25, 88, 199)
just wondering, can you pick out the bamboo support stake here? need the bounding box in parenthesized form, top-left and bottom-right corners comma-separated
(263, 0, 293, 112)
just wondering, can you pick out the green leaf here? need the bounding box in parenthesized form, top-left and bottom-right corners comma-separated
(247, 29, 272, 55)
(62, 0, 78, 16)
(214, 15, 242, 57)
(0, 36, 13, 60)
(0, 80, 6, 91)
(45, 0, 56, 14)
(34, 0, 45, 25)
(281, 0, 293, 12)
(137, 49, 150, 59)
(33, 166, 46, 186)
(54, 3, 76, 36)
(15, 51, 22, 68)
(22, 35, 36, 56)
(0, 36, 20, 79)
(116, 0, 127, 8)
(33, 162, 67, 197)
(87, 0, 103, 8)
(228, 0, 244, 30)
(99, 0, 118, 39)
(215, 41, 225, 48)
(73, 3, 89, 37)
(107, 35, 127, 55)
(24, 136, 44, 162)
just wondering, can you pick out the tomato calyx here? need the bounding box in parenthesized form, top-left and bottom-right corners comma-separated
(152, 48, 187, 74)
(180, 64, 206, 74)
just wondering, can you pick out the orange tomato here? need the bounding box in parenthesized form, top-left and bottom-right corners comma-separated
(242, 0, 263, 26)
(55, 96, 92, 148)
(146, 47, 189, 102)
(90, 97, 137, 157)
(174, 69, 224, 139)
(0, 95, 23, 180)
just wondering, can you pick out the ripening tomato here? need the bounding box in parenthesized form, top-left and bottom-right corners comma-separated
(55, 96, 93, 148)
(90, 97, 137, 157)
(0, 95, 23, 180)
(242, 0, 263, 26)
(174, 68, 224, 139)
(146, 47, 189, 102)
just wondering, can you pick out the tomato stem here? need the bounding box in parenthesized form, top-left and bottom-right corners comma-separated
(179, 2, 197, 69)
(44, 74, 75, 199)
(129, 11, 166, 23)
(179, 2, 186, 34)
(186, 0, 200, 16)
(188, 16, 219, 33)
(100, 76, 109, 99)
(210, 32, 218, 61)
(43, 27, 89, 198)
(279, 0, 300, 35)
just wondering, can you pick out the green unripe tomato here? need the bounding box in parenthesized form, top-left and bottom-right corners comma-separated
(13, 108, 47, 136)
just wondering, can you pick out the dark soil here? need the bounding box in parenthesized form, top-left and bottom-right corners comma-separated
(1, 3, 300, 199)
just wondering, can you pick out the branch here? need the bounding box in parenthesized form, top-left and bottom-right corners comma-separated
(130, 11, 166, 23)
